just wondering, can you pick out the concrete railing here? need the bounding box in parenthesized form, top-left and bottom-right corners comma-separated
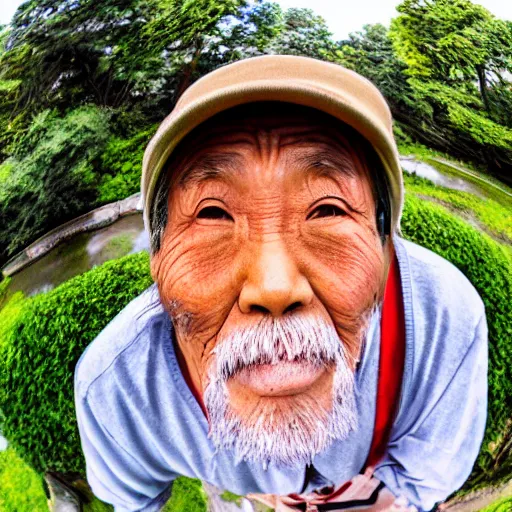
(2, 193, 142, 278)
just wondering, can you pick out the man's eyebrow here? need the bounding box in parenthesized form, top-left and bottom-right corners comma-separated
(294, 149, 358, 180)
(177, 152, 245, 187)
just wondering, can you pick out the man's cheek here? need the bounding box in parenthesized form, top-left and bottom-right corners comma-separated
(152, 241, 240, 334)
(301, 232, 384, 355)
(306, 228, 384, 304)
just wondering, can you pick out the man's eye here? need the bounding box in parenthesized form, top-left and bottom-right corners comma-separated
(197, 206, 233, 221)
(307, 204, 346, 220)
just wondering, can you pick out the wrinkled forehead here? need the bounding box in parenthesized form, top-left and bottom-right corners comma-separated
(164, 102, 380, 188)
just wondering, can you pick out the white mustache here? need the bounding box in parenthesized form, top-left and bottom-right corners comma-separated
(212, 314, 352, 382)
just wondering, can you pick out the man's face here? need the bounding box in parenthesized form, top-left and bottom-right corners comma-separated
(151, 104, 389, 466)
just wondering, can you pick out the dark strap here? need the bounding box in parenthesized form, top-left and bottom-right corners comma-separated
(365, 252, 406, 468)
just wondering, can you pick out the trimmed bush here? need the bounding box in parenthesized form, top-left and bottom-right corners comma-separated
(479, 496, 512, 512)
(0, 291, 25, 351)
(0, 196, 510, 493)
(0, 251, 152, 474)
(162, 478, 207, 512)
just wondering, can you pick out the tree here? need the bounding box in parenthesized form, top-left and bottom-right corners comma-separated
(0, 107, 111, 265)
(141, 0, 246, 104)
(389, 0, 512, 183)
(268, 7, 336, 60)
(209, 1, 284, 62)
(0, 25, 25, 160)
(3, 0, 152, 111)
(336, 24, 414, 109)
(212, 2, 337, 65)
(0, 0, 247, 133)
(390, 0, 512, 114)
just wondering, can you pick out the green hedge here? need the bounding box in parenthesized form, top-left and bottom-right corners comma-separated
(0, 196, 510, 492)
(162, 478, 207, 512)
(0, 251, 153, 474)
(401, 195, 512, 488)
(479, 496, 512, 512)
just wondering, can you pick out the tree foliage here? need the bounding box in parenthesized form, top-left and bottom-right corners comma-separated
(0, 0, 246, 142)
(267, 7, 336, 59)
(390, 0, 512, 88)
(388, 0, 512, 180)
(0, 106, 110, 263)
(336, 24, 416, 111)
(98, 125, 157, 203)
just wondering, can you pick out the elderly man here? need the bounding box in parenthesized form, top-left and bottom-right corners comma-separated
(75, 56, 488, 512)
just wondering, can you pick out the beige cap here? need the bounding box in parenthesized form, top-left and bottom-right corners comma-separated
(142, 55, 403, 233)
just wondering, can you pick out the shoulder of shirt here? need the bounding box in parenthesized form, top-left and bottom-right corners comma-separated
(396, 236, 486, 332)
(391, 239, 488, 442)
(74, 283, 167, 398)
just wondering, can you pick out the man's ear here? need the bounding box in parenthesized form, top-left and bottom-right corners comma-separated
(150, 251, 162, 283)
(376, 198, 390, 245)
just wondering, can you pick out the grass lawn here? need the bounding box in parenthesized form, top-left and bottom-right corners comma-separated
(479, 495, 512, 512)
(0, 445, 207, 512)
(398, 140, 512, 197)
(0, 448, 48, 512)
(425, 159, 512, 208)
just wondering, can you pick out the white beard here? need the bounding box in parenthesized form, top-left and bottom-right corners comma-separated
(203, 314, 359, 468)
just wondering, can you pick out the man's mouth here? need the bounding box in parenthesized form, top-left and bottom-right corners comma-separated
(232, 359, 327, 397)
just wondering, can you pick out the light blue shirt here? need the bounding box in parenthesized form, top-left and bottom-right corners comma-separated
(74, 237, 488, 512)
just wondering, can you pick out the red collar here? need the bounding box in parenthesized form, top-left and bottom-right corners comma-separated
(365, 252, 405, 468)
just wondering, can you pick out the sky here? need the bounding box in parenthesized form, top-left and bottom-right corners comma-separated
(0, 0, 511, 39)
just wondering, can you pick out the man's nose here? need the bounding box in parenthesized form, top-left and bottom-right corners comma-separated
(238, 240, 314, 316)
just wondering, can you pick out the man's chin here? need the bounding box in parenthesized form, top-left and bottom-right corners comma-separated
(204, 367, 356, 467)
(225, 365, 336, 433)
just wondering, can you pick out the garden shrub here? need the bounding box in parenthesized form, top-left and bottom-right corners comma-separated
(401, 195, 512, 488)
(162, 478, 207, 512)
(479, 496, 512, 512)
(0, 251, 152, 474)
(0, 196, 510, 494)
(0, 291, 26, 351)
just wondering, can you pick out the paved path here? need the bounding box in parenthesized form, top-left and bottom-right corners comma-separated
(431, 158, 512, 199)
(440, 479, 512, 512)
